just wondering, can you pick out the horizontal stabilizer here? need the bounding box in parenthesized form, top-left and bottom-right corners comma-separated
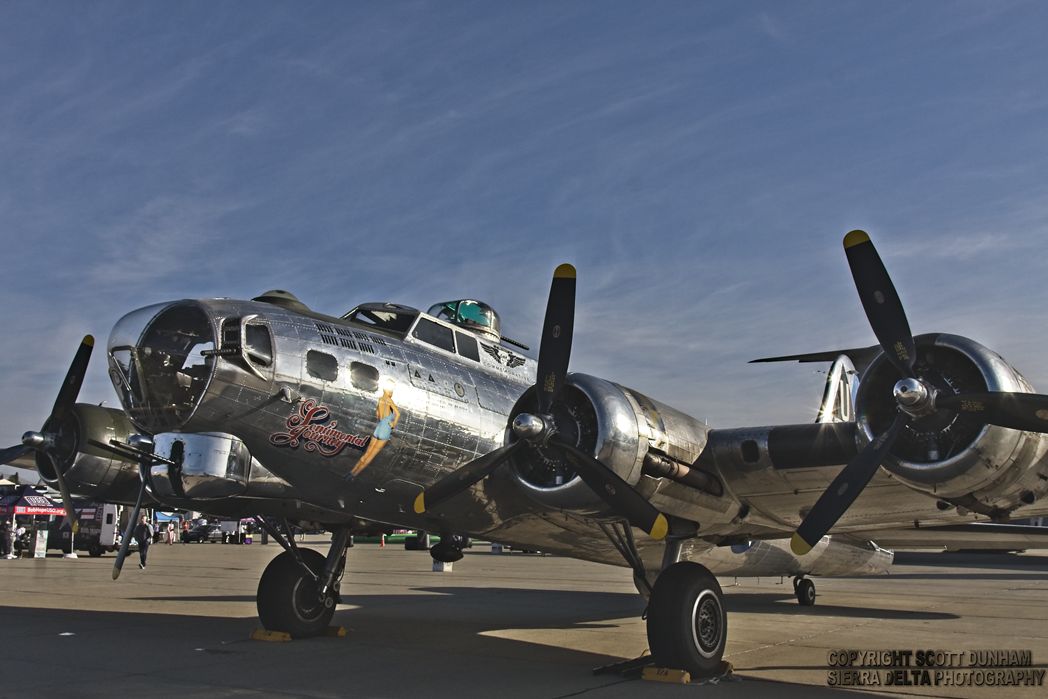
(750, 344, 880, 366)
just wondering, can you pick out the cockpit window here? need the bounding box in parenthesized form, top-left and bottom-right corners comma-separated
(455, 331, 480, 362)
(342, 305, 418, 334)
(411, 317, 455, 353)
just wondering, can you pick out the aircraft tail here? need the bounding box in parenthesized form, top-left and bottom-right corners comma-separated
(815, 354, 858, 423)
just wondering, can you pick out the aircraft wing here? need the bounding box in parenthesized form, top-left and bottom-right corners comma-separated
(851, 523, 1048, 551)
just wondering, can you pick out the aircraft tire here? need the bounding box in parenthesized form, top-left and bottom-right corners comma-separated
(256, 549, 335, 638)
(646, 562, 726, 677)
(795, 577, 816, 606)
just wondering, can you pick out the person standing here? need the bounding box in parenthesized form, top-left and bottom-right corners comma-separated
(134, 515, 154, 570)
(0, 519, 11, 559)
(167, 521, 175, 545)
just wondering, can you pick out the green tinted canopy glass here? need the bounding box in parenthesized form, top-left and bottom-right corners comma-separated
(427, 300, 501, 337)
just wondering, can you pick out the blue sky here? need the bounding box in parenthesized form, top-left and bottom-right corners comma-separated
(3, 2, 1048, 467)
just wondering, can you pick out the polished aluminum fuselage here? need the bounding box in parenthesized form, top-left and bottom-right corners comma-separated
(107, 297, 1048, 575)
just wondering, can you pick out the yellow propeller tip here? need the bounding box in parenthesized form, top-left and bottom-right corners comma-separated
(843, 230, 870, 249)
(553, 263, 576, 279)
(790, 533, 813, 556)
(649, 514, 669, 541)
(83, 335, 95, 347)
(413, 492, 426, 514)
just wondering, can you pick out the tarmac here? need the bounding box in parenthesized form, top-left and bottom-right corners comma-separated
(0, 537, 1045, 698)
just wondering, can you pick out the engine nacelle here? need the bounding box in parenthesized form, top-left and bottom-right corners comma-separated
(507, 373, 710, 513)
(857, 334, 1048, 509)
(148, 431, 297, 503)
(34, 403, 141, 501)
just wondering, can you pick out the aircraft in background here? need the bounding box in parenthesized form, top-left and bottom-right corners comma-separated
(4, 230, 1048, 677)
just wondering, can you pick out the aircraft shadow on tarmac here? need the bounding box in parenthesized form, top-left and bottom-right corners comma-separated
(721, 592, 957, 620)
(141, 583, 956, 623)
(0, 598, 648, 696)
(0, 600, 912, 699)
(119, 587, 647, 634)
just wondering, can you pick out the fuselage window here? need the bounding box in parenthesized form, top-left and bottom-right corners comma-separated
(412, 318, 455, 353)
(306, 350, 339, 382)
(244, 323, 273, 367)
(455, 332, 480, 362)
(350, 361, 380, 392)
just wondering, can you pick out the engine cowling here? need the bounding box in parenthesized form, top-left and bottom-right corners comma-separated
(856, 333, 1048, 508)
(506, 373, 709, 513)
(34, 403, 141, 501)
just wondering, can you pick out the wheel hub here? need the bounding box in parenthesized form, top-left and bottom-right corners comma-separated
(692, 590, 723, 657)
(292, 577, 328, 622)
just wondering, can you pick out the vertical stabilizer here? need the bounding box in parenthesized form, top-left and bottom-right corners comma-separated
(815, 355, 858, 423)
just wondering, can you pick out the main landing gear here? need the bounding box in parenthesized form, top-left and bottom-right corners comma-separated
(255, 518, 348, 638)
(794, 575, 816, 606)
(601, 521, 728, 677)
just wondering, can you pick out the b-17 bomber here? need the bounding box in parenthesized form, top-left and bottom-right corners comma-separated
(5, 231, 1048, 678)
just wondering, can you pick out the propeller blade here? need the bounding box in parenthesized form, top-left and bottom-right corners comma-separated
(413, 441, 525, 514)
(113, 476, 148, 580)
(792, 413, 908, 555)
(50, 335, 94, 424)
(937, 392, 1048, 434)
(49, 453, 78, 531)
(535, 264, 576, 414)
(552, 438, 669, 540)
(843, 231, 916, 378)
(0, 444, 30, 466)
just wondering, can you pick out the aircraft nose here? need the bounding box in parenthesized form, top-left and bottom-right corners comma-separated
(107, 301, 217, 433)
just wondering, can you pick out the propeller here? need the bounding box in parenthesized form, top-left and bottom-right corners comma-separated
(842, 230, 915, 378)
(83, 434, 161, 579)
(112, 471, 148, 580)
(412, 441, 524, 515)
(413, 264, 668, 540)
(934, 392, 1048, 433)
(535, 264, 576, 414)
(11, 336, 96, 549)
(791, 232, 1048, 555)
(0, 444, 30, 467)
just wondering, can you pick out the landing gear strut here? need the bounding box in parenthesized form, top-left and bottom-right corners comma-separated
(430, 534, 467, 563)
(255, 522, 348, 638)
(597, 521, 726, 677)
(794, 576, 816, 606)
